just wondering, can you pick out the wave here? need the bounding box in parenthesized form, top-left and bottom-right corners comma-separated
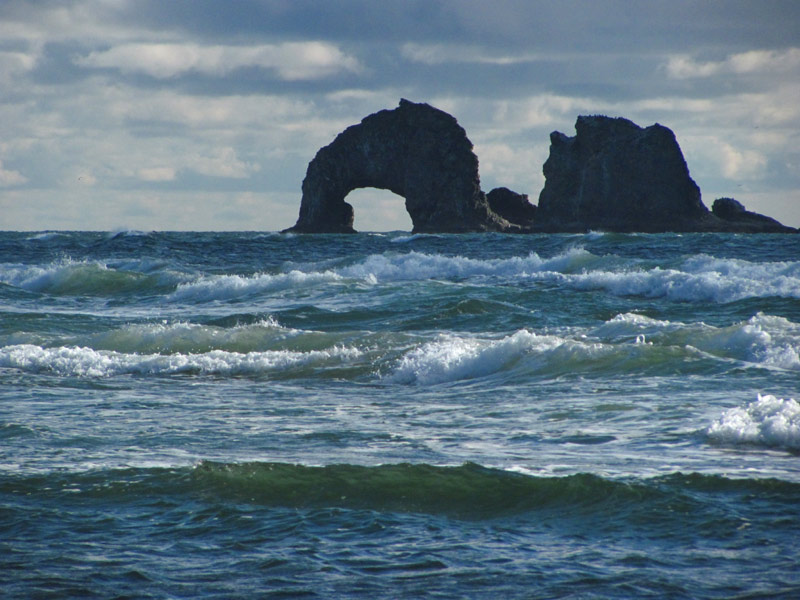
(0, 260, 180, 296)
(389, 330, 562, 384)
(592, 312, 800, 371)
(388, 313, 800, 384)
(7, 247, 798, 305)
(0, 343, 362, 378)
(390, 233, 444, 243)
(26, 231, 66, 241)
(3, 312, 795, 381)
(561, 254, 800, 303)
(168, 270, 344, 302)
(73, 318, 307, 354)
(5, 462, 799, 520)
(339, 250, 800, 303)
(707, 394, 800, 451)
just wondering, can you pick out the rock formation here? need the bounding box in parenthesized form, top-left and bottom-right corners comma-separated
(536, 115, 715, 232)
(486, 187, 537, 229)
(284, 99, 512, 233)
(711, 197, 796, 233)
(285, 102, 795, 234)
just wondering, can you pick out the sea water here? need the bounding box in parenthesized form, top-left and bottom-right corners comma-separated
(1, 231, 798, 598)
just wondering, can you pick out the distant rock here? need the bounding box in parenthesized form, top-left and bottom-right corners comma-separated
(711, 197, 796, 233)
(486, 187, 537, 228)
(536, 115, 714, 232)
(285, 103, 795, 234)
(284, 99, 512, 233)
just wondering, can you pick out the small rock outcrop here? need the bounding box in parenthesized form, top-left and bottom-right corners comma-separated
(536, 115, 714, 232)
(486, 187, 537, 228)
(711, 197, 796, 233)
(285, 99, 511, 233)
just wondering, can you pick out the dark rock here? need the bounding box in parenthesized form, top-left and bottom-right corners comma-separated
(712, 197, 797, 233)
(486, 187, 537, 228)
(536, 115, 714, 232)
(284, 99, 512, 233)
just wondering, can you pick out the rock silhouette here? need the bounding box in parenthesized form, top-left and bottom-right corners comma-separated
(285, 102, 795, 234)
(711, 197, 796, 233)
(535, 116, 714, 232)
(486, 187, 537, 228)
(285, 99, 511, 233)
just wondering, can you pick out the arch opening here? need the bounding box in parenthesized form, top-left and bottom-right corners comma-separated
(347, 188, 413, 232)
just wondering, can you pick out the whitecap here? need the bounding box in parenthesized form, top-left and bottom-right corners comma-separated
(0, 343, 362, 377)
(27, 232, 65, 241)
(388, 330, 546, 385)
(77, 317, 303, 354)
(390, 233, 441, 243)
(707, 394, 800, 450)
(557, 254, 800, 303)
(339, 248, 595, 282)
(168, 269, 343, 302)
(687, 313, 800, 371)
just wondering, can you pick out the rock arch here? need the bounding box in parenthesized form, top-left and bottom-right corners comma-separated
(285, 99, 510, 233)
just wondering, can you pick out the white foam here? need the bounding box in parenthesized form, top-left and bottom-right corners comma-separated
(591, 312, 800, 371)
(79, 318, 302, 354)
(168, 269, 343, 302)
(689, 314, 800, 371)
(0, 343, 361, 377)
(560, 254, 800, 303)
(335, 250, 800, 303)
(388, 330, 579, 385)
(707, 394, 800, 450)
(390, 233, 442, 243)
(27, 232, 65, 241)
(0, 259, 178, 295)
(338, 248, 595, 283)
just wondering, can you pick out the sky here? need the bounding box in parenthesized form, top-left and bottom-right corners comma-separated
(1, 0, 799, 232)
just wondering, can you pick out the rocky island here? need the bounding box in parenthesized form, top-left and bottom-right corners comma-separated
(284, 100, 796, 234)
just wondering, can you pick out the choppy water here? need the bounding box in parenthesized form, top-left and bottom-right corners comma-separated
(1, 230, 799, 598)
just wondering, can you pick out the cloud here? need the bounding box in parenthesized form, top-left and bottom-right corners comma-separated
(401, 43, 543, 66)
(138, 167, 176, 182)
(77, 41, 362, 80)
(0, 50, 38, 85)
(188, 147, 257, 179)
(0, 160, 27, 186)
(718, 143, 768, 180)
(666, 47, 800, 79)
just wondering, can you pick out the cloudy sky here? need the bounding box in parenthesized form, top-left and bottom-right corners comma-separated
(1, 0, 799, 231)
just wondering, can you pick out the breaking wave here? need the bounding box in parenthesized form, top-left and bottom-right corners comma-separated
(707, 394, 800, 451)
(168, 270, 344, 302)
(0, 343, 362, 378)
(389, 312, 799, 384)
(0, 259, 180, 296)
(2, 312, 796, 381)
(4, 249, 798, 305)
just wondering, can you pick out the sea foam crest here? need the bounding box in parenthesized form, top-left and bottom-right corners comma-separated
(0, 344, 361, 377)
(707, 394, 800, 450)
(0, 259, 178, 296)
(563, 254, 800, 303)
(169, 270, 343, 302)
(695, 314, 800, 371)
(387, 330, 609, 384)
(339, 248, 595, 282)
(593, 312, 800, 370)
(79, 318, 302, 354)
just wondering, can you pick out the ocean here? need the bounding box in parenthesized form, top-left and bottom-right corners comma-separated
(1, 230, 798, 599)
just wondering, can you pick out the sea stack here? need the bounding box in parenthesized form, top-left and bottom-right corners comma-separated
(535, 115, 713, 232)
(284, 99, 513, 234)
